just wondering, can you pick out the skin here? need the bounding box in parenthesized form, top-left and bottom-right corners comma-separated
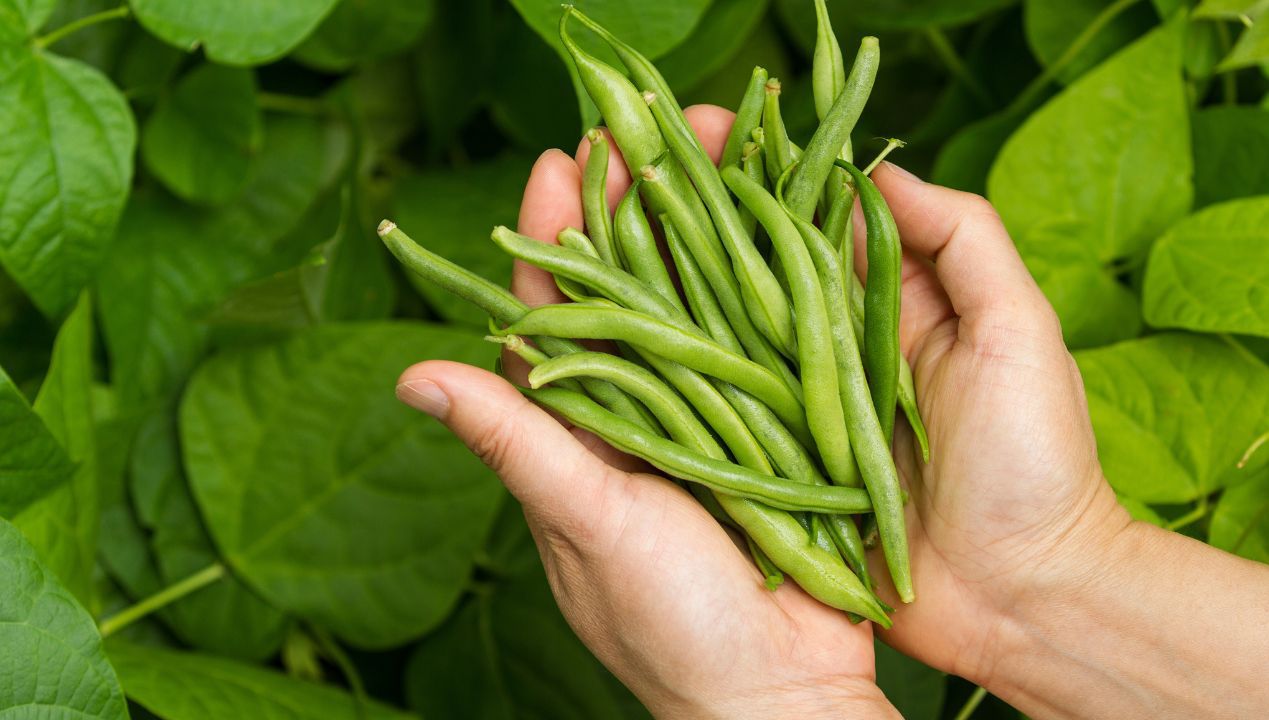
(396, 106, 1269, 718)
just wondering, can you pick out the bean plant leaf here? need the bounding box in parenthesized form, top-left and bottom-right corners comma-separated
(488, 13, 583, 152)
(142, 62, 263, 205)
(1023, 0, 1158, 85)
(1209, 471, 1269, 564)
(0, 44, 135, 316)
(988, 19, 1190, 348)
(1117, 495, 1166, 526)
(414, 0, 495, 157)
(294, 0, 435, 72)
(130, 0, 341, 65)
(508, 0, 711, 62)
(875, 642, 946, 720)
(932, 112, 1026, 194)
(0, 517, 128, 719)
(181, 323, 504, 648)
(1191, 107, 1269, 208)
(0, 366, 74, 518)
(1075, 333, 1269, 503)
(1143, 197, 1269, 338)
(108, 640, 418, 719)
(1213, 2, 1269, 70)
(1193, 0, 1269, 20)
(12, 293, 98, 604)
(391, 156, 529, 327)
(658, 0, 770, 94)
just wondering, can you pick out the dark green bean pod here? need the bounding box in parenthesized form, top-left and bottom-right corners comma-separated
(761, 79, 795, 184)
(722, 66, 769, 170)
(582, 129, 618, 265)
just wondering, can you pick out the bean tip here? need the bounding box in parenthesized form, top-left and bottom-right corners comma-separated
(641, 89, 656, 106)
(376, 219, 397, 237)
(764, 78, 781, 94)
(585, 127, 604, 144)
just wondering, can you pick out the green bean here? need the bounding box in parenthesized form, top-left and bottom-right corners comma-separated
(738, 142, 766, 244)
(502, 304, 811, 443)
(837, 160, 901, 445)
(813, 0, 853, 207)
(784, 37, 879, 219)
(521, 386, 873, 516)
(378, 220, 655, 432)
(558, 227, 600, 258)
(772, 176, 914, 604)
(663, 216, 742, 352)
(746, 535, 785, 590)
(485, 334, 585, 396)
(582, 129, 618, 265)
(642, 161, 800, 393)
(722, 66, 769, 170)
(614, 181, 686, 313)
(723, 166, 860, 490)
(761, 79, 795, 183)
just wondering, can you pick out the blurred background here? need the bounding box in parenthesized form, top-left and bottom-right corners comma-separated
(1, 1, 1266, 718)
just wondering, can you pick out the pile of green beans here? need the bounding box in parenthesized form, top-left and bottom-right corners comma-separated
(378, 1, 928, 622)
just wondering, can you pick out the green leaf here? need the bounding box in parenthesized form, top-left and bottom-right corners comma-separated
(1218, 14, 1269, 70)
(12, 293, 98, 604)
(130, 0, 341, 66)
(988, 19, 1190, 349)
(0, 365, 74, 518)
(294, 0, 435, 72)
(1024, 248, 1143, 349)
(0, 517, 128, 719)
(835, 0, 1017, 30)
(657, 0, 770, 94)
(1209, 471, 1269, 563)
(142, 62, 263, 205)
(1075, 333, 1269, 503)
(1117, 495, 1167, 526)
(508, 0, 711, 62)
(406, 578, 631, 718)
(391, 156, 529, 327)
(108, 640, 417, 719)
(1143, 197, 1269, 338)
(1023, 0, 1158, 85)
(181, 323, 504, 648)
(931, 112, 1024, 195)
(488, 12, 580, 152)
(414, 0, 494, 157)
(875, 641, 947, 720)
(0, 47, 135, 316)
(1191, 107, 1269, 208)
(99, 114, 336, 408)
(1193, 0, 1269, 21)
(0, 0, 55, 43)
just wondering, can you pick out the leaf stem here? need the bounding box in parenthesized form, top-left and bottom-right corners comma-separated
(257, 92, 330, 116)
(863, 138, 907, 175)
(310, 625, 368, 720)
(34, 5, 129, 49)
(923, 27, 994, 109)
(1213, 21, 1240, 105)
(1008, 0, 1144, 115)
(1237, 430, 1269, 469)
(98, 563, 226, 638)
(953, 686, 989, 720)
(1165, 495, 1210, 532)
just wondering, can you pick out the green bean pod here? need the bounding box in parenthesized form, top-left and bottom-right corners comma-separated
(522, 386, 873, 516)
(502, 304, 811, 444)
(722, 66, 769, 170)
(378, 221, 655, 432)
(772, 182, 914, 603)
(784, 37, 879, 219)
(614, 181, 686, 314)
(723, 166, 861, 490)
(837, 160, 902, 445)
(485, 335, 583, 395)
(813, 0, 853, 205)
(737, 143, 763, 241)
(582, 129, 617, 265)
(761, 79, 795, 183)
(663, 216, 742, 351)
(746, 535, 785, 591)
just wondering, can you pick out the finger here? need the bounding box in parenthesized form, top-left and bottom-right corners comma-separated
(513, 149, 581, 309)
(868, 162, 1054, 335)
(683, 105, 736, 165)
(574, 127, 632, 214)
(396, 360, 640, 516)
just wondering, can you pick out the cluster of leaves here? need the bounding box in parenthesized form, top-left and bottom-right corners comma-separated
(0, 0, 1264, 718)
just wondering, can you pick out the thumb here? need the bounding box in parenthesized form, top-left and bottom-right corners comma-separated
(395, 360, 622, 522)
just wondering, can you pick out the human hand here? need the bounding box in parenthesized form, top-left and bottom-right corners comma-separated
(396, 106, 899, 719)
(857, 163, 1131, 679)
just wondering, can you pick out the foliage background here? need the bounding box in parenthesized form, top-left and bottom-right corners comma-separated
(1, 0, 1267, 718)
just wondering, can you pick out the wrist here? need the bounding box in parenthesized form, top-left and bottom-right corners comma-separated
(659, 676, 900, 720)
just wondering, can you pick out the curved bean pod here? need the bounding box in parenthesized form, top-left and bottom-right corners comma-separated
(761, 79, 795, 183)
(722, 65, 769, 170)
(582, 129, 618, 265)
(614, 181, 686, 313)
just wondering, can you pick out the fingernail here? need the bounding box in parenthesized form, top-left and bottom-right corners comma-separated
(396, 380, 450, 419)
(882, 161, 923, 183)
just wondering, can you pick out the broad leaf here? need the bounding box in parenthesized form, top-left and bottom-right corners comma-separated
(0, 517, 128, 719)
(1209, 471, 1269, 564)
(508, 0, 710, 62)
(0, 365, 73, 518)
(875, 641, 946, 720)
(414, 0, 494, 157)
(1075, 333, 1269, 503)
(1117, 495, 1166, 526)
(181, 323, 504, 647)
(142, 62, 263, 205)
(391, 156, 529, 327)
(932, 112, 1025, 195)
(108, 641, 417, 719)
(295, 0, 435, 72)
(130, 0, 341, 66)
(988, 19, 1190, 348)
(1215, 3, 1269, 70)
(1143, 197, 1269, 338)
(13, 293, 98, 604)
(488, 12, 581, 152)
(1191, 106, 1269, 208)
(839, 0, 1016, 29)
(1023, 0, 1157, 85)
(0, 46, 135, 316)
(658, 0, 770, 94)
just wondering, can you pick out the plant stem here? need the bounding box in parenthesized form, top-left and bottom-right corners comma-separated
(310, 625, 368, 720)
(1214, 21, 1240, 105)
(953, 686, 989, 720)
(923, 27, 994, 109)
(863, 138, 907, 175)
(1238, 430, 1269, 468)
(1009, 0, 1144, 115)
(1165, 496, 1210, 532)
(35, 5, 129, 49)
(98, 563, 226, 638)
(257, 92, 329, 116)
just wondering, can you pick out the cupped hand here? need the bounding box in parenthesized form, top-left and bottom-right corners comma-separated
(396, 107, 897, 719)
(856, 163, 1130, 681)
